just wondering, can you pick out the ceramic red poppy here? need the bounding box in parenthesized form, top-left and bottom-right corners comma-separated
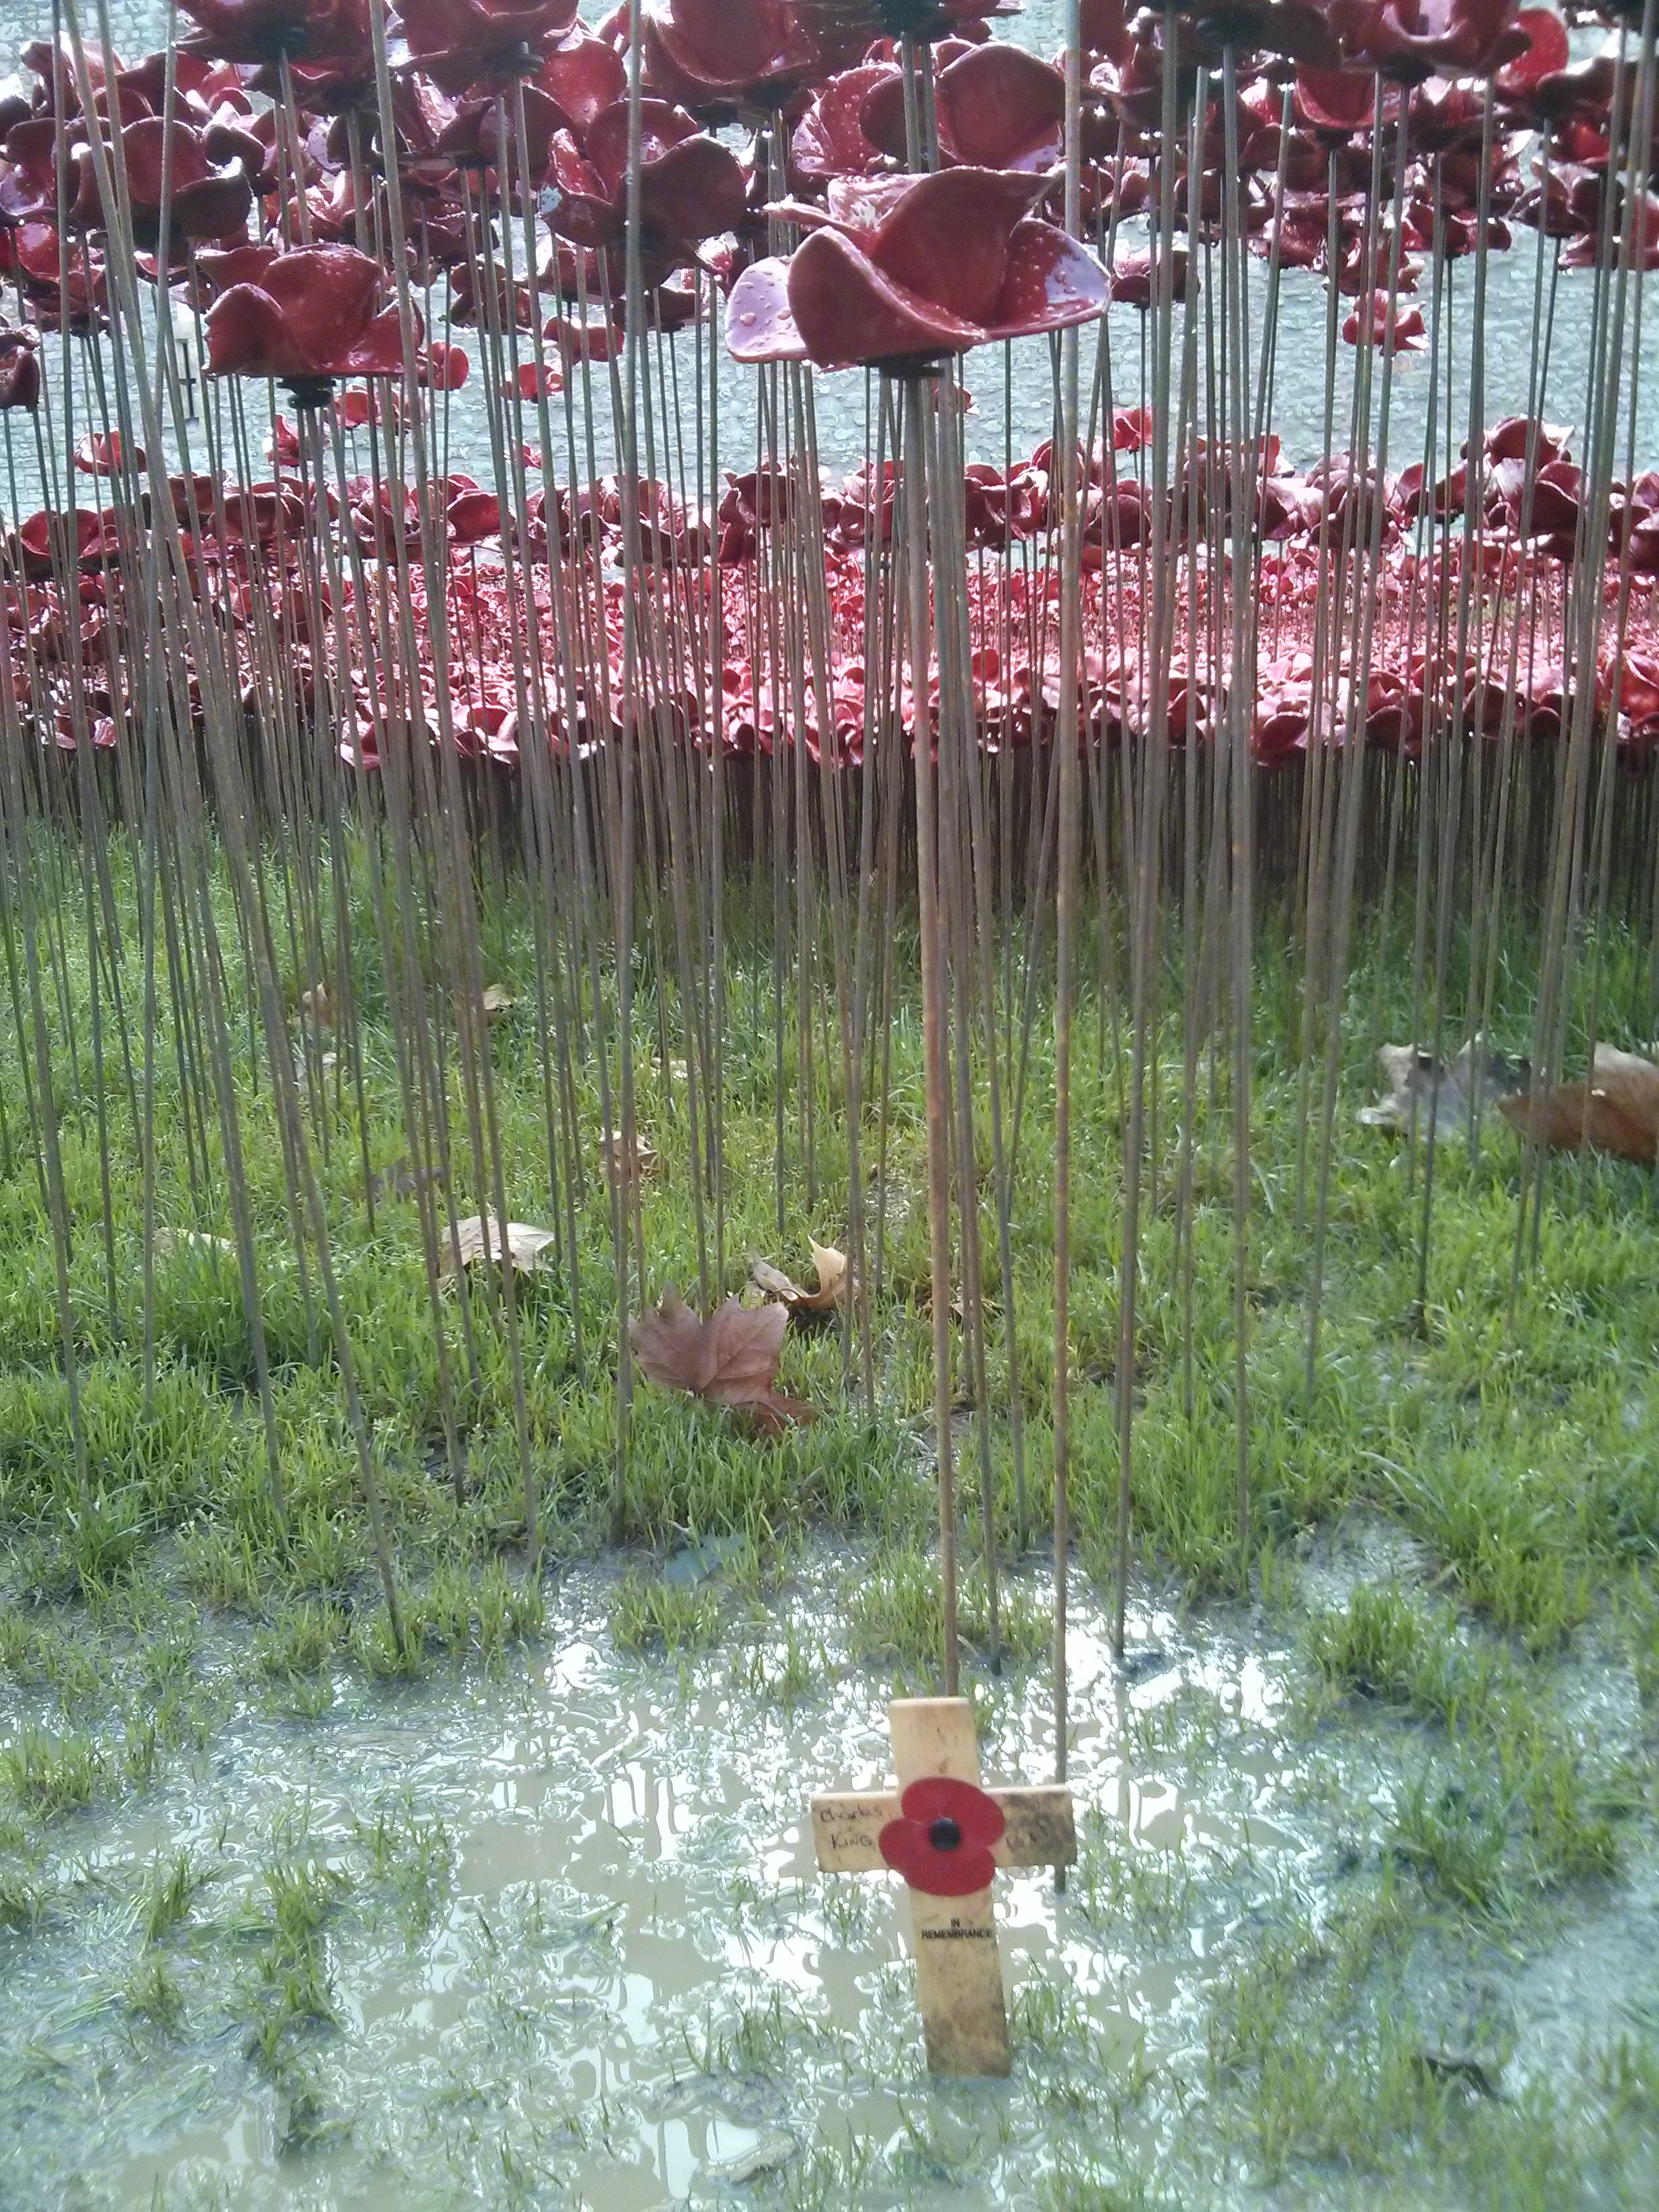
(548, 97, 745, 262)
(419, 341, 471, 389)
(878, 1777, 1004, 1897)
(644, 0, 832, 108)
(178, 0, 373, 68)
(396, 0, 580, 94)
(1343, 289, 1427, 353)
(205, 243, 414, 396)
(792, 65, 899, 183)
(0, 324, 41, 411)
(539, 28, 628, 132)
(1334, 0, 1529, 80)
(95, 117, 253, 246)
(726, 168, 1107, 370)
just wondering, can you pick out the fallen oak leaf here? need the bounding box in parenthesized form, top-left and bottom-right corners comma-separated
(440, 1214, 560, 1283)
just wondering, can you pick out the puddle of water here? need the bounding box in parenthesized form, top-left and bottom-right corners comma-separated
(1, 1544, 1656, 2208)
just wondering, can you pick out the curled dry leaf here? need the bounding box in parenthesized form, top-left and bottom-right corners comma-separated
(457, 981, 516, 1023)
(604, 1126, 660, 1185)
(1498, 1045, 1659, 1167)
(153, 1227, 236, 1264)
(630, 1288, 817, 1431)
(1358, 1038, 1530, 1141)
(440, 1213, 560, 1283)
(371, 1156, 445, 1205)
(749, 1240, 850, 1314)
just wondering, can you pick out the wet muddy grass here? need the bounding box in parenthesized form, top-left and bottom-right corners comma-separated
(3, 1542, 1658, 2207)
(3, 863, 1659, 2203)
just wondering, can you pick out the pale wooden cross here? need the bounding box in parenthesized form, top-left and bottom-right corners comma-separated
(811, 1696, 1076, 2076)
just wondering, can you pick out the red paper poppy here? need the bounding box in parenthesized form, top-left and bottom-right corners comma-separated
(878, 1776, 1004, 1898)
(204, 243, 415, 388)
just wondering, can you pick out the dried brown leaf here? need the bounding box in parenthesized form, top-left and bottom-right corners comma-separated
(440, 1214, 559, 1283)
(371, 1157, 445, 1205)
(747, 1393, 820, 1437)
(1497, 1046, 1659, 1166)
(748, 1254, 804, 1303)
(749, 1240, 849, 1314)
(603, 1127, 659, 1185)
(630, 1288, 790, 1413)
(153, 1227, 235, 1263)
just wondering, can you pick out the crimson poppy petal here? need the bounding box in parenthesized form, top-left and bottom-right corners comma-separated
(935, 44, 1065, 172)
(725, 254, 809, 363)
(878, 1812, 998, 1897)
(990, 221, 1110, 341)
(787, 225, 985, 368)
(870, 168, 1048, 328)
(793, 64, 897, 180)
(638, 134, 746, 249)
(206, 281, 312, 378)
(260, 245, 381, 366)
(539, 27, 628, 133)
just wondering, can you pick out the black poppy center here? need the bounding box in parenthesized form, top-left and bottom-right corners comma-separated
(928, 1816, 962, 1851)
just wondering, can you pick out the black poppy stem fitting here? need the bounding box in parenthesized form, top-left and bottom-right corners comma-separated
(283, 373, 337, 410)
(869, 0, 959, 42)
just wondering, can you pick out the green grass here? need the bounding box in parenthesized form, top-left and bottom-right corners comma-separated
(2, 830, 1659, 2200)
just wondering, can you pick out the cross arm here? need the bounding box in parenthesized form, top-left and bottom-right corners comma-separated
(989, 1784, 1077, 1869)
(811, 1790, 899, 1872)
(811, 1784, 1077, 1875)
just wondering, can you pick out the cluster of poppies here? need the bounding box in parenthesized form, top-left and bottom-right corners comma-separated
(710, 416, 1659, 573)
(0, 0, 1642, 404)
(1, 0, 1656, 796)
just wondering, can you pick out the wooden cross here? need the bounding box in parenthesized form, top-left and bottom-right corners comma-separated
(811, 1696, 1076, 2076)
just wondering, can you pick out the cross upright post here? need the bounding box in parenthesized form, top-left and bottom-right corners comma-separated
(810, 1695, 1076, 2076)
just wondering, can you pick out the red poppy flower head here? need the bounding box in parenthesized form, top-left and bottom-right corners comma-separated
(865, 0, 1018, 40)
(204, 243, 415, 404)
(727, 167, 1107, 371)
(878, 1776, 1004, 1897)
(396, 0, 580, 94)
(178, 0, 373, 71)
(0, 324, 41, 412)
